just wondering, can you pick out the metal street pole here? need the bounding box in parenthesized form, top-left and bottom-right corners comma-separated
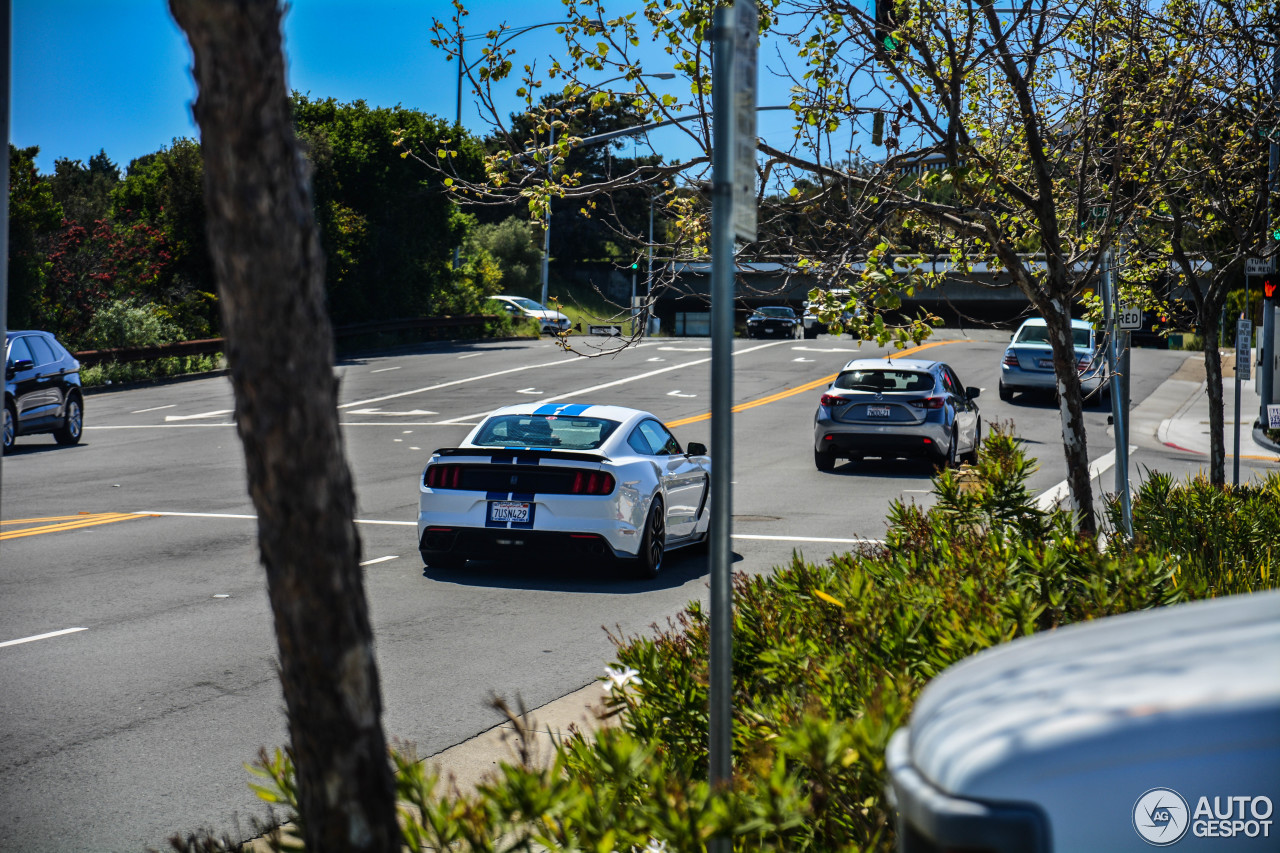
(1261, 42, 1279, 425)
(708, 7, 737, 837)
(540, 122, 554, 307)
(1102, 250, 1132, 536)
(1, 0, 10, 489)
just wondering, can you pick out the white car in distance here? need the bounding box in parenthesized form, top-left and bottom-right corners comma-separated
(490, 295, 572, 335)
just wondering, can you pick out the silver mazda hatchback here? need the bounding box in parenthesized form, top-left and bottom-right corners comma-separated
(813, 357, 981, 471)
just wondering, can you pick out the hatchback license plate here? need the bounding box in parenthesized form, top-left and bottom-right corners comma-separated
(489, 501, 530, 523)
(867, 405, 891, 418)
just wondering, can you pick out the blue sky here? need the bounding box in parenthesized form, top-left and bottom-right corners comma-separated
(12, 0, 808, 176)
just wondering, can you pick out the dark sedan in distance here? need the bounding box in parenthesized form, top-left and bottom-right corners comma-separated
(5, 330, 84, 453)
(745, 306, 802, 339)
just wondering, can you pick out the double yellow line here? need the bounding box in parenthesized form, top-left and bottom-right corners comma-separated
(0, 512, 154, 541)
(667, 339, 966, 428)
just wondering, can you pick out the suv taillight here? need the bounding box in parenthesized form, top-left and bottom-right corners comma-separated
(570, 470, 615, 495)
(424, 463, 463, 489)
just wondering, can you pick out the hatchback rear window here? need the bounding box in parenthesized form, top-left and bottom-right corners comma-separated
(833, 369, 934, 393)
(473, 415, 619, 450)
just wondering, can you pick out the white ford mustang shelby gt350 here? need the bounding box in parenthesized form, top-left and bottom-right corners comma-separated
(417, 403, 711, 578)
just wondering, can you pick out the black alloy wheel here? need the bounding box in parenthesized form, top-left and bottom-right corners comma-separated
(998, 382, 1012, 402)
(2, 403, 15, 454)
(814, 446, 836, 471)
(635, 497, 666, 579)
(54, 394, 84, 446)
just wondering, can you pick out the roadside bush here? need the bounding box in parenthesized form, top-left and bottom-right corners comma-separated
(236, 428, 1280, 852)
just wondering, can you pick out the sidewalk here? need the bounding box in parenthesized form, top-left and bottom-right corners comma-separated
(1150, 349, 1280, 461)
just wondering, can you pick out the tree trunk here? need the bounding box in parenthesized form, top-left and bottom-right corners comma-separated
(1201, 308, 1226, 485)
(168, 2, 400, 850)
(1043, 306, 1096, 533)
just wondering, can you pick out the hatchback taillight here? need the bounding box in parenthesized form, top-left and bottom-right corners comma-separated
(820, 393, 849, 407)
(910, 396, 946, 410)
(570, 470, 615, 495)
(1002, 351, 1019, 367)
(424, 463, 463, 489)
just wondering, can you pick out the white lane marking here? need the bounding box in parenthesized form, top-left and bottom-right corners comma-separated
(337, 358, 581, 410)
(731, 534, 883, 545)
(131, 404, 176, 414)
(1, 627, 88, 649)
(667, 390, 697, 398)
(1035, 446, 1136, 511)
(792, 346, 857, 353)
(370, 366, 401, 373)
(516, 388, 543, 395)
(347, 409, 437, 416)
(647, 357, 665, 362)
(659, 346, 710, 352)
(359, 556, 398, 566)
(130, 510, 417, 526)
(457, 353, 483, 359)
(165, 409, 234, 422)
(793, 357, 815, 363)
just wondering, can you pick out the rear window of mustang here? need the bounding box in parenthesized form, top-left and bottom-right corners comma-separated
(473, 415, 620, 450)
(833, 369, 935, 393)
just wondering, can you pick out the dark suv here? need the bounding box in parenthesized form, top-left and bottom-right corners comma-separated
(4, 330, 85, 453)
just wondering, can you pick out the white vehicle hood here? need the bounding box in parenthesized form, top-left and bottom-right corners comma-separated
(906, 591, 1280, 801)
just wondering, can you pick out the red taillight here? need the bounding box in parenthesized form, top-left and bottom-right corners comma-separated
(820, 393, 848, 407)
(570, 470, 615, 495)
(1077, 356, 1091, 372)
(910, 396, 945, 409)
(1002, 351, 1019, 367)
(424, 464, 463, 489)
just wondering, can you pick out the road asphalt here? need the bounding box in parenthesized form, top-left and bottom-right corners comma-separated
(234, 345, 1278, 852)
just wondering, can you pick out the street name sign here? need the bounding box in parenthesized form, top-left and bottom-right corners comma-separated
(588, 325, 621, 336)
(1237, 319, 1253, 382)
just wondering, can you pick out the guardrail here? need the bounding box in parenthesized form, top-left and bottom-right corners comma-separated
(72, 314, 500, 367)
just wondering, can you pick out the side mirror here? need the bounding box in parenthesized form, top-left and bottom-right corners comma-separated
(686, 441, 708, 457)
(10, 358, 33, 374)
(966, 386, 981, 400)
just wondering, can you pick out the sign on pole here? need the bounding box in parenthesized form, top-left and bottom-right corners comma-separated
(1246, 257, 1276, 277)
(1268, 404, 1280, 429)
(1237, 319, 1253, 382)
(1118, 304, 1142, 330)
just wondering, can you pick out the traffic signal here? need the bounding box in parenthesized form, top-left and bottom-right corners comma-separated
(1265, 277, 1277, 300)
(874, 0, 901, 54)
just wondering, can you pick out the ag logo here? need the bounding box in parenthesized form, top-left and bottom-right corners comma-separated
(1134, 788, 1190, 846)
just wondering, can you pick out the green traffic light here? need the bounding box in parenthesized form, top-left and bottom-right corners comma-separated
(1273, 228, 1280, 241)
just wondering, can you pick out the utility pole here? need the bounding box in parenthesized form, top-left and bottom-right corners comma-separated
(1102, 250, 1132, 536)
(1260, 40, 1279, 428)
(709, 5, 756, 852)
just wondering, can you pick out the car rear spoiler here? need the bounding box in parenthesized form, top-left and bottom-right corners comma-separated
(430, 447, 606, 464)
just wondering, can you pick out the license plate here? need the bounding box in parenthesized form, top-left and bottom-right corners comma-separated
(489, 501, 530, 523)
(867, 405, 891, 418)
(1037, 358, 1053, 369)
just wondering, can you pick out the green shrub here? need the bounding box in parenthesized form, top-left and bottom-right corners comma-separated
(238, 429, 1280, 852)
